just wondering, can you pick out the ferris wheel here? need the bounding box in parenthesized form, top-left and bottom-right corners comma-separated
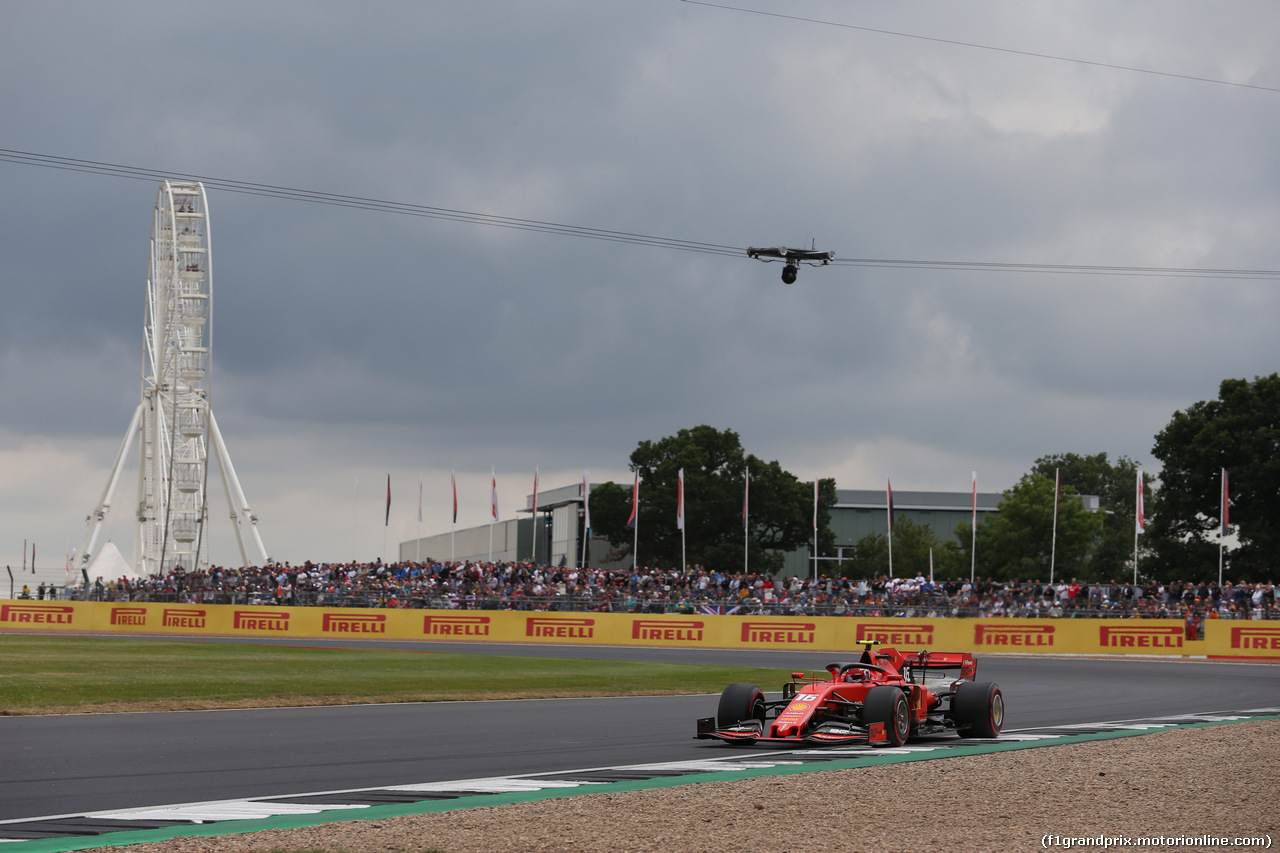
(78, 181, 268, 575)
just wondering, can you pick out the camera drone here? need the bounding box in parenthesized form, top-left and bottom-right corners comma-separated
(747, 244, 836, 284)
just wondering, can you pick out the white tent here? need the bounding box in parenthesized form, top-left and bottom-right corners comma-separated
(85, 541, 144, 582)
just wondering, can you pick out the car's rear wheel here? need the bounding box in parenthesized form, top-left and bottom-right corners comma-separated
(953, 681, 1003, 738)
(717, 682, 766, 728)
(864, 685, 910, 747)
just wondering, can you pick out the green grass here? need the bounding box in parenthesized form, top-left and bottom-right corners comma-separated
(0, 635, 785, 714)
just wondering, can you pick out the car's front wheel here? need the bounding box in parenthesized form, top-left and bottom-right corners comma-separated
(953, 681, 1003, 738)
(717, 682, 766, 728)
(864, 685, 910, 747)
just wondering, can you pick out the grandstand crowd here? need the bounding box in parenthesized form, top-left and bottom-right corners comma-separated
(28, 558, 1279, 624)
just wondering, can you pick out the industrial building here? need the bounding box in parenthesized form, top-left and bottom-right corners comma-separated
(400, 483, 1006, 575)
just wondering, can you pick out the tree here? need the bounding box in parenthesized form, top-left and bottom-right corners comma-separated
(1029, 452, 1145, 581)
(959, 473, 1103, 583)
(583, 480, 634, 564)
(839, 518, 955, 580)
(589, 425, 835, 574)
(1149, 374, 1280, 582)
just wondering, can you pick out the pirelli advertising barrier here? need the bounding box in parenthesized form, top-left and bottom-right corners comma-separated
(2, 601, 1279, 660)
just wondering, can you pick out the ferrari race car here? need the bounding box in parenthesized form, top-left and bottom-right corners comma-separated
(696, 641, 1003, 747)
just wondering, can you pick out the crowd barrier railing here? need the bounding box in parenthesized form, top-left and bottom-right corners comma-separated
(29, 587, 1268, 621)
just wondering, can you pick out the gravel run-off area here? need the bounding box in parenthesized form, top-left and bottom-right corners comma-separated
(87, 719, 1279, 853)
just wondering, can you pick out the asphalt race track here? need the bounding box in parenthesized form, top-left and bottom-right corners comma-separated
(3, 640, 1279, 828)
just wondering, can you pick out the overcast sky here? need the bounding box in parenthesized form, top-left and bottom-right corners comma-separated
(2, 1, 1277, 573)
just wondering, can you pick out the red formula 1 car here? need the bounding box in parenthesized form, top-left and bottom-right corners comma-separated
(696, 641, 1003, 747)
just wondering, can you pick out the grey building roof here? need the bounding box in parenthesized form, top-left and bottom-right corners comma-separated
(522, 482, 589, 513)
(836, 489, 1002, 513)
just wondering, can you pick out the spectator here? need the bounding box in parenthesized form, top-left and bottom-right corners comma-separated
(41, 554, 1260, 620)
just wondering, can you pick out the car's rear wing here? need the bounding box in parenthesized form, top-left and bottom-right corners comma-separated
(901, 651, 977, 680)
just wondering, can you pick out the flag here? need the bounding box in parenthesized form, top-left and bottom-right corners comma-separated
(491, 468, 499, 523)
(1053, 468, 1061, 523)
(971, 470, 978, 531)
(532, 467, 539, 518)
(813, 475, 819, 531)
(886, 480, 894, 531)
(582, 471, 591, 529)
(31, 541, 35, 574)
(385, 475, 391, 526)
(742, 470, 749, 530)
(1221, 468, 1230, 536)
(626, 472, 639, 529)
(676, 468, 685, 530)
(699, 604, 741, 616)
(1136, 469, 1145, 534)
(451, 471, 458, 524)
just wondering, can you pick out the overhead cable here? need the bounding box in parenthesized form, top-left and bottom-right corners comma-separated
(683, 1, 1280, 95)
(2, 148, 1277, 281)
(0, 148, 742, 258)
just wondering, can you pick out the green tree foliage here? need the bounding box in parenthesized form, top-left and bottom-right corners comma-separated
(957, 473, 1103, 583)
(839, 518, 957, 580)
(583, 480, 633, 564)
(588, 425, 836, 574)
(1029, 452, 1146, 581)
(1149, 374, 1280, 582)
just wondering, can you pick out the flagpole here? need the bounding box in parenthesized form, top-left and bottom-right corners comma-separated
(450, 470, 457, 563)
(677, 468, 686, 572)
(1049, 469, 1059, 585)
(416, 472, 422, 563)
(886, 479, 894, 580)
(812, 474, 818, 581)
(970, 470, 977, 584)
(352, 477, 358, 563)
(1135, 527, 1140, 585)
(743, 468, 749, 576)
(581, 471, 590, 571)
(489, 467, 496, 563)
(1219, 467, 1228, 587)
(531, 466, 539, 564)
(633, 473, 640, 572)
(1134, 469, 1143, 585)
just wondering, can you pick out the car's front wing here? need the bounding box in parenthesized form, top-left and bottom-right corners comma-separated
(695, 717, 892, 746)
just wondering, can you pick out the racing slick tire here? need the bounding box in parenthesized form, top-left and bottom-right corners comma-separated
(953, 681, 1003, 739)
(717, 682, 766, 728)
(864, 685, 911, 748)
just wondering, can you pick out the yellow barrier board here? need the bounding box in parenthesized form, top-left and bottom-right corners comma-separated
(1205, 619, 1280, 658)
(2, 601, 1275, 659)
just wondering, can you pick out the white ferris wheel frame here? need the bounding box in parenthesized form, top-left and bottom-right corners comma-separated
(78, 181, 268, 575)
